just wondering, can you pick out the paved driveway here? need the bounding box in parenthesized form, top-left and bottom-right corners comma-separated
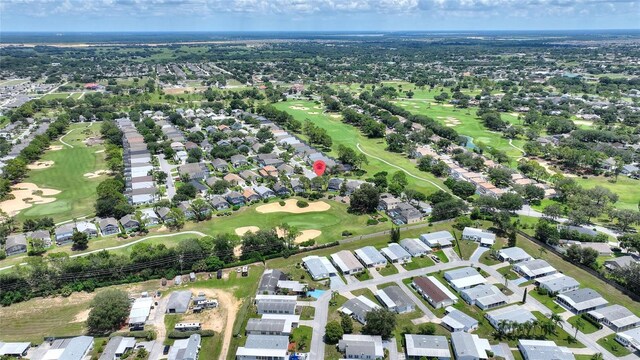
(469, 246, 490, 263)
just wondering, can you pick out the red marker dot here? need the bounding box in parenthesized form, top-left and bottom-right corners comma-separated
(313, 160, 326, 176)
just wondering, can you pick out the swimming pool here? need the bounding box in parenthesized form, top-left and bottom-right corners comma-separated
(307, 289, 326, 299)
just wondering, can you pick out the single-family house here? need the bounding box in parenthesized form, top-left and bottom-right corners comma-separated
(444, 267, 486, 292)
(98, 217, 120, 236)
(486, 305, 536, 329)
(253, 185, 275, 199)
(497, 247, 532, 263)
(55, 223, 76, 244)
(272, 182, 290, 196)
(243, 188, 260, 203)
(0, 342, 31, 357)
(245, 318, 290, 336)
(517, 339, 574, 360)
(451, 332, 492, 360)
(615, 327, 640, 351)
(460, 284, 509, 310)
(420, 231, 454, 248)
(405, 334, 451, 360)
(302, 255, 338, 280)
(258, 269, 287, 295)
(339, 295, 381, 324)
(587, 304, 640, 332)
(255, 295, 297, 315)
(375, 285, 415, 314)
(226, 191, 245, 206)
(168, 334, 201, 360)
(338, 334, 384, 360)
(462, 227, 496, 247)
(235, 334, 289, 360)
(26, 230, 51, 247)
(330, 250, 365, 275)
(210, 196, 230, 210)
(354, 246, 387, 268)
(119, 214, 140, 232)
(604, 256, 638, 271)
(513, 259, 557, 280)
(224, 173, 245, 186)
(179, 162, 209, 180)
(140, 208, 160, 225)
(4, 234, 27, 256)
(441, 307, 479, 332)
(400, 238, 432, 257)
(412, 276, 458, 309)
(31, 336, 94, 360)
(535, 273, 580, 294)
(230, 154, 248, 167)
(556, 288, 609, 314)
(166, 291, 192, 314)
(211, 159, 229, 172)
(380, 243, 412, 264)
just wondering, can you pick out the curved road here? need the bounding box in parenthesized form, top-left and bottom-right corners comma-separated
(356, 143, 447, 192)
(0, 231, 207, 272)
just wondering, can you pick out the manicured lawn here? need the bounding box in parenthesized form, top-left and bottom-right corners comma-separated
(433, 250, 449, 263)
(274, 100, 447, 196)
(351, 288, 378, 303)
(378, 263, 399, 276)
(575, 175, 640, 210)
(299, 306, 315, 320)
(528, 290, 566, 314)
(479, 250, 503, 266)
(597, 333, 631, 357)
(516, 233, 640, 317)
(290, 325, 313, 352)
(354, 269, 372, 281)
(531, 311, 585, 348)
(403, 255, 435, 270)
(497, 265, 519, 280)
(567, 315, 601, 335)
(16, 122, 110, 223)
(456, 239, 478, 260)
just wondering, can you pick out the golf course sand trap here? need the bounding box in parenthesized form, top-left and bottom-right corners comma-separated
(256, 199, 330, 214)
(276, 227, 322, 244)
(84, 170, 111, 179)
(95, 149, 105, 154)
(329, 114, 341, 118)
(27, 160, 54, 170)
(307, 111, 320, 115)
(313, 106, 322, 109)
(235, 226, 260, 236)
(0, 182, 61, 216)
(290, 105, 310, 111)
(48, 145, 63, 151)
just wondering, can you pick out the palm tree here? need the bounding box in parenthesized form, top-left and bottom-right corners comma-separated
(550, 313, 563, 331)
(591, 353, 603, 360)
(574, 318, 584, 338)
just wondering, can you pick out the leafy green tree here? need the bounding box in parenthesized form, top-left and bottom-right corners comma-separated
(324, 321, 343, 344)
(362, 308, 397, 339)
(341, 313, 354, 334)
(87, 289, 130, 334)
(349, 183, 380, 214)
(71, 231, 89, 251)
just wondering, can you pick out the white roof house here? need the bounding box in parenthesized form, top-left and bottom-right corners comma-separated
(497, 247, 532, 263)
(486, 305, 537, 329)
(380, 243, 412, 263)
(420, 231, 454, 248)
(451, 332, 492, 360)
(518, 339, 574, 360)
(330, 250, 365, 275)
(442, 307, 479, 333)
(236, 334, 289, 360)
(405, 334, 452, 360)
(513, 259, 557, 279)
(400, 238, 432, 257)
(128, 296, 153, 326)
(338, 334, 384, 359)
(616, 327, 640, 351)
(462, 227, 496, 247)
(535, 273, 580, 294)
(587, 304, 640, 332)
(302, 255, 337, 280)
(556, 288, 609, 314)
(354, 246, 387, 267)
(0, 342, 30, 357)
(444, 267, 486, 291)
(460, 284, 509, 310)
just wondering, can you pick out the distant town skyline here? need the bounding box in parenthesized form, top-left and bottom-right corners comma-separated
(1, 0, 639, 32)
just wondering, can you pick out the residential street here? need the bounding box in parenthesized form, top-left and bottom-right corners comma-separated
(157, 154, 177, 199)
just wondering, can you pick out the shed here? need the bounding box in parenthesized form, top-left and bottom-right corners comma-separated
(166, 291, 192, 313)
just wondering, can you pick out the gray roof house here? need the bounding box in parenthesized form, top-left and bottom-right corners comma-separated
(119, 214, 140, 232)
(587, 304, 640, 332)
(615, 327, 640, 351)
(556, 288, 609, 314)
(513, 259, 557, 279)
(338, 334, 384, 360)
(462, 227, 496, 247)
(400, 238, 432, 257)
(444, 267, 486, 291)
(5, 234, 27, 256)
(442, 308, 479, 332)
(302, 255, 338, 280)
(76, 221, 98, 237)
(330, 250, 365, 275)
(451, 332, 492, 360)
(245, 318, 290, 336)
(535, 273, 580, 294)
(375, 285, 415, 314)
(258, 269, 287, 295)
(339, 295, 381, 324)
(253, 185, 275, 198)
(380, 243, 412, 264)
(420, 231, 454, 248)
(98, 217, 120, 236)
(31, 336, 94, 360)
(179, 162, 209, 180)
(166, 291, 192, 314)
(168, 334, 200, 360)
(55, 223, 76, 244)
(460, 284, 508, 310)
(486, 305, 536, 329)
(98, 336, 136, 360)
(211, 159, 229, 172)
(405, 334, 451, 360)
(209, 195, 230, 210)
(354, 246, 387, 268)
(0, 341, 31, 357)
(235, 334, 288, 360)
(255, 295, 297, 315)
(517, 340, 574, 360)
(230, 154, 248, 167)
(604, 256, 638, 271)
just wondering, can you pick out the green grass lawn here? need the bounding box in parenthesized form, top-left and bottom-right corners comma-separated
(15, 122, 110, 223)
(403, 255, 435, 270)
(574, 176, 640, 210)
(456, 239, 479, 260)
(290, 325, 313, 352)
(567, 315, 601, 334)
(528, 290, 566, 314)
(300, 306, 315, 320)
(597, 333, 631, 357)
(351, 288, 378, 303)
(354, 269, 372, 281)
(433, 250, 449, 263)
(530, 312, 585, 348)
(378, 263, 399, 276)
(274, 100, 447, 196)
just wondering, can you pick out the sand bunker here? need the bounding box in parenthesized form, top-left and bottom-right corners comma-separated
(308, 111, 320, 115)
(235, 226, 260, 236)
(0, 182, 61, 216)
(313, 106, 322, 110)
(27, 160, 54, 170)
(439, 116, 461, 127)
(256, 199, 330, 214)
(329, 114, 341, 119)
(290, 105, 310, 111)
(95, 149, 105, 154)
(84, 170, 111, 179)
(275, 227, 322, 244)
(48, 145, 63, 151)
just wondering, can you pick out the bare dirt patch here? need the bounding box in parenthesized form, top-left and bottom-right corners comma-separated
(235, 226, 260, 236)
(255, 199, 330, 214)
(48, 145, 63, 151)
(27, 160, 54, 170)
(83, 170, 112, 179)
(0, 183, 60, 216)
(164, 87, 195, 95)
(72, 309, 90, 323)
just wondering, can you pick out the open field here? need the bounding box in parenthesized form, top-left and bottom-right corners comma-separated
(274, 100, 447, 196)
(14, 122, 110, 223)
(574, 175, 640, 210)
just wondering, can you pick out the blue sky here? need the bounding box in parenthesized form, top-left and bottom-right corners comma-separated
(1, 0, 639, 32)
